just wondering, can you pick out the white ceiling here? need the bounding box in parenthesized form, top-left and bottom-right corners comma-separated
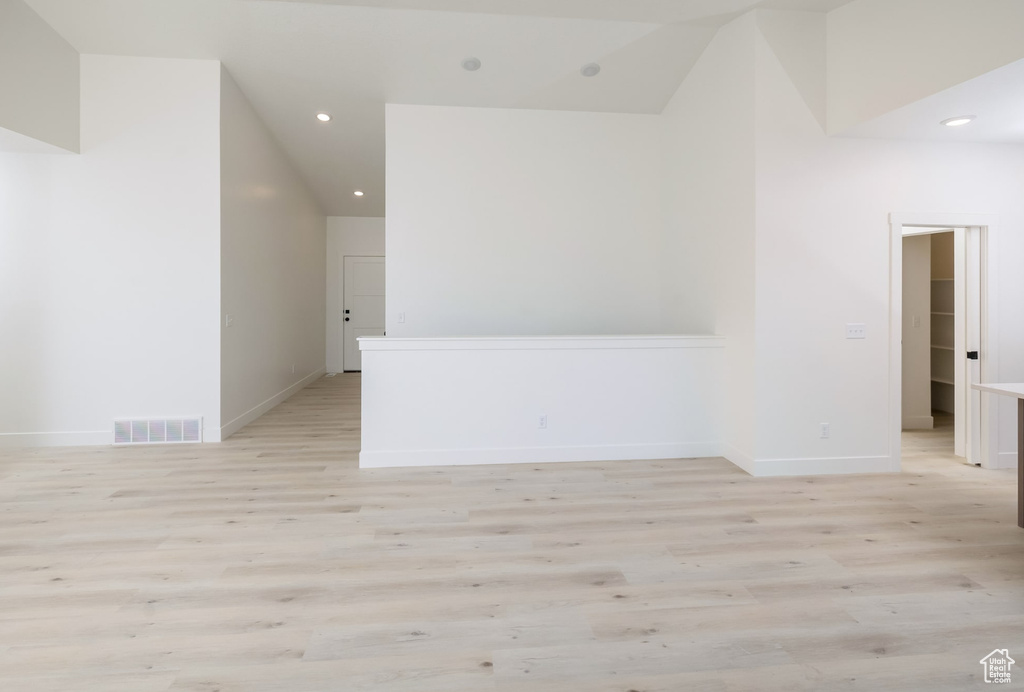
(25, 0, 854, 216)
(841, 57, 1024, 145)
(258, 0, 856, 24)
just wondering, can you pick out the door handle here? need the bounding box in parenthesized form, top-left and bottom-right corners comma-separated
(345, 317, 350, 322)
(967, 351, 979, 360)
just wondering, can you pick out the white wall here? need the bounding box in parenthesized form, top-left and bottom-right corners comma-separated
(380, 8, 1024, 476)
(661, 15, 758, 467)
(360, 336, 723, 467)
(0, 0, 79, 152)
(753, 17, 1024, 471)
(901, 234, 932, 429)
(0, 55, 221, 446)
(385, 104, 665, 337)
(220, 68, 327, 438)
(326, 216, 385, 373)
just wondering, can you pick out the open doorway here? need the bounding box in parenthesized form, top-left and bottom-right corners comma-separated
(890, 213, 998, 472)
(901, 229, 961, 463)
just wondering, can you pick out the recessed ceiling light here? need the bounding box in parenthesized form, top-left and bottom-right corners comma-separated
(941, 115, 975, 127)
(580, 63, 601, 77)
(354, 190, 364, 197)
(461, 57, 482, 72)
(316, 113, 331, 122)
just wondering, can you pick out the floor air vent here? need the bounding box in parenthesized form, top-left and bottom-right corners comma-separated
(113, 418, 202, 445)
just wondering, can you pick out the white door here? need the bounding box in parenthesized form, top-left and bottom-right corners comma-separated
(962, 227, 983, 464)
(953, 228, 968, 459)
(343, 256, 385, 371)
(950, 227, 985, 463)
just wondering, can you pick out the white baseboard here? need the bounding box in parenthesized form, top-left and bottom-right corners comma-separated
(0, 430, 111, 448)
(360, 442, 721, 469)
(994, 451, 1019, 469)
(721, 444, 756, 476)
(743, 455, 894, 477)
(220, 368, 326, 440)
(901, 416, 934, 430)
(362, 444, 892, 477)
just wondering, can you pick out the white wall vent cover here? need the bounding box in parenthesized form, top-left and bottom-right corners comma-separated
(113, 417, 202, 445)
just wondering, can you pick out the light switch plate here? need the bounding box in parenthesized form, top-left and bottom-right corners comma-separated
(846, 323, 866, 339)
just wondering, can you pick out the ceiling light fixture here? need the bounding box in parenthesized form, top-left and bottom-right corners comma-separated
(580, 63, 601, 77)
(354, 190, 364, 197)
(461, 57, 482, 72)
(941, 115, 975, 127)
(316, 113, 332, 122)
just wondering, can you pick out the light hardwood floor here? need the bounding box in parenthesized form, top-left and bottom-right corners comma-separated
(1, 376, 1022, 691)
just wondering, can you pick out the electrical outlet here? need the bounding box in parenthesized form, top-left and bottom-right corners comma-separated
(820, 423, 830, 439)
(912, 315, 921, 328)
(224, 314, 234, 328)
(538, 415, 547, 429)
(397, 312, 406, 324)
(846, 323, 866, 339)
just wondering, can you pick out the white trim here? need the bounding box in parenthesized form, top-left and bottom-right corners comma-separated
(724, 446, 894, 477)
(359, 335, 725, 351)
(888, 217, 904, 472)
(0, 430, 110, 448)
(891, 212, 997, 229)
(741, 455, 894, 477)
(995, 451, 1018, 470)
(359, 442, 721, 469)
(901, 415, 934, 430)
(220, 368, 326, 440)
(901, 226, 954, 237)
(973, 383, 1024, 397)
(888, 212, 1000, 472)
(979, 223, 1000, 470)
(721, 444, 756, 476)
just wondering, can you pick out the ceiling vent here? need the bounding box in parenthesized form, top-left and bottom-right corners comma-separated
(113, 417, 202, 445)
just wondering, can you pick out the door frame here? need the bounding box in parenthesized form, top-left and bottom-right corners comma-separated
(888, 212, 1000, 470)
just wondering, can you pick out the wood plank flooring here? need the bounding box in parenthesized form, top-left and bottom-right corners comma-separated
(1, 377, 1022, 691)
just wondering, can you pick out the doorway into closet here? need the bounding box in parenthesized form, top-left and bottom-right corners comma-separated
(899, 225, 982, 466)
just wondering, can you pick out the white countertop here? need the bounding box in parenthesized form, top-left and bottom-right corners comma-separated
(359, 334, 725, 351)
(972, 383, 1024, 398)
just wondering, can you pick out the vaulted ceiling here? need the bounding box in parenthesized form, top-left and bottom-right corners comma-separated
(24, 0, 853, 215)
